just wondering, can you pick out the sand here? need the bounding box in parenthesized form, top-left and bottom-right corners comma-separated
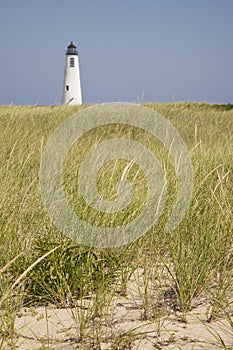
(14, 268, 233, 349)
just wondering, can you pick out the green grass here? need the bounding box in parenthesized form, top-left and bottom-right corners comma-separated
(0, 102, 232, 349)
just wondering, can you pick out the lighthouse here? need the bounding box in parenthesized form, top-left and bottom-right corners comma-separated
(62, 41, 82, 105)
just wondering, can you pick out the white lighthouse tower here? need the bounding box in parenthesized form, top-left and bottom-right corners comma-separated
(62, 41, 82, 105)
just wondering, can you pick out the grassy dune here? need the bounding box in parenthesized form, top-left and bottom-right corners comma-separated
(0, 103, 232, 349)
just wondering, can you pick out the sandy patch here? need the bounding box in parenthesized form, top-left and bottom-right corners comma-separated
(14, 269, 233, 349)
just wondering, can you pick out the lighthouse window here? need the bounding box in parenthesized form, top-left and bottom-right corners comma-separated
(66, 85, 69, 91)
(70, 57, 75, 67)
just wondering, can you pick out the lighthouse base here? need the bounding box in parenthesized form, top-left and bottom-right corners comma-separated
(64, 97, 82, 105)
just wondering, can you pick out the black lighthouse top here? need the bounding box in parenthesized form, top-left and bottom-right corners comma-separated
(66, 41, 78, 55)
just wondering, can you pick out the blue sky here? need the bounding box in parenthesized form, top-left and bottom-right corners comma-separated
(1, 0, 233, 105)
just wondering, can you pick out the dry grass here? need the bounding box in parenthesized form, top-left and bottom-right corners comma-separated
(0, 102, 232, 349)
